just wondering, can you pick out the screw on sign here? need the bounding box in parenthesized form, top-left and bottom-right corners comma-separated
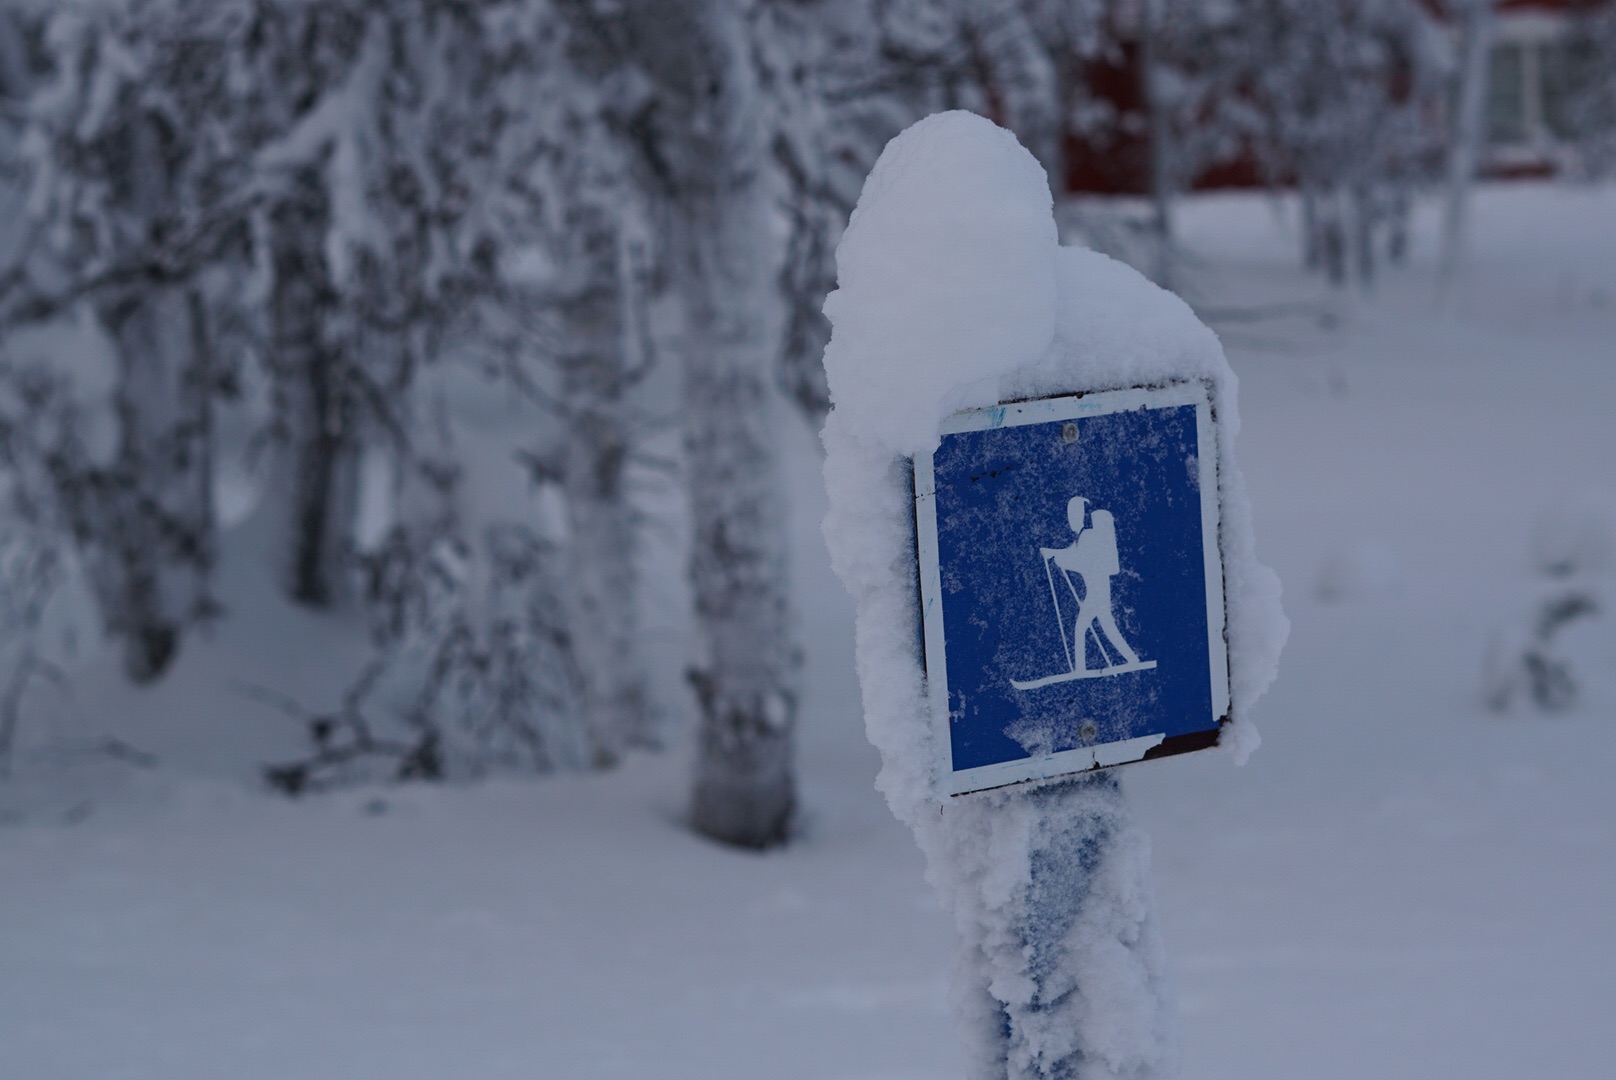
(820, 112, 1284, 1080)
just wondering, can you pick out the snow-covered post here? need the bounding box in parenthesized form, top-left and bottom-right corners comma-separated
(821, 112, 1285, 1079)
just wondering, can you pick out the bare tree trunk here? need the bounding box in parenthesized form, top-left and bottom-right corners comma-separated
(1301, 188, 1322, 270)
(97, 290, 188, 682)
(1140, 0, 1175, 290)
(1352, 182, 1375, 289)
(186, 288, 220, 622)
(1441, 0, 1495, 292)
(1320, 186, 1348, 288)
(269, 170, 354, 609)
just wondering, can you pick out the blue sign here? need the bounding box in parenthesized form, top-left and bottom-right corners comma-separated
(914, 382, 1230, 795)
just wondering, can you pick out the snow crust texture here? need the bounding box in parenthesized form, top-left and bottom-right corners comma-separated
(820, 111, 1286, 1079)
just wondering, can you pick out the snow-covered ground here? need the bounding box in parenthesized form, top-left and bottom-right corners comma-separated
(4, 182, 1615, 1080)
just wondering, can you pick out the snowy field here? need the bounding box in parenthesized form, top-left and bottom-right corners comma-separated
(4, 181, 1615, 1080)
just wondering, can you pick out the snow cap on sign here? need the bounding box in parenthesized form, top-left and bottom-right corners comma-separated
(822, 111, 1058, 456)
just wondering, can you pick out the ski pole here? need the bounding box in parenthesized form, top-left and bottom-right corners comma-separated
(1045, 553, 1073, 673)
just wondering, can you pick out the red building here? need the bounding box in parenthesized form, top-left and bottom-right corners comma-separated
(1060, 0, 1608, 195)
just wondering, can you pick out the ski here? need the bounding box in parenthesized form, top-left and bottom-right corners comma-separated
(1010, 660, 1158, 691)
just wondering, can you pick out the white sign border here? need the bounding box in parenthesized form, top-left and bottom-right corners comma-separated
(914, 381, 1231, 797)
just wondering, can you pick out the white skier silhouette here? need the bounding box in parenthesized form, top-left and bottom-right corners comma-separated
(1012, 496, 1156, 691)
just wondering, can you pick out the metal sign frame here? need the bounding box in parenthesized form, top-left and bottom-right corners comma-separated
(913, 381, 1231, 796)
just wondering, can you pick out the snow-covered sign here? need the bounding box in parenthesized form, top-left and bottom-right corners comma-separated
(821, 111, 1284, 1078)
(822, 109, 1284, 812)
(915, 382, 1229, 795)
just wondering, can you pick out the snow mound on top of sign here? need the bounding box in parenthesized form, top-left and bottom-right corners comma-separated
(821, 111, 1058, 457)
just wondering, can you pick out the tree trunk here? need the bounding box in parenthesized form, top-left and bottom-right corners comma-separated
(1352, 182, 1375, 289)
(552, 0, 800, 843)
(1140, 0, 1176, 290)
(94, 290, 190, 683)
(268, 170, 354, 609)
(1300, 189, 1318, 270)
(633, 0, 798, 848)
(1441, 0, 1495, 291)
(680, 219, 798, 847)
(556, 203, 652, 767)
(80, 111, 204, 683)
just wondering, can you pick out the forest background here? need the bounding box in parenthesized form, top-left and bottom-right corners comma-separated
(3, 0, 1612, 844)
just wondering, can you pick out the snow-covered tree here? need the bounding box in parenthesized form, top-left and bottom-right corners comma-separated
(1563, 1, 1616, 175)
(0, 1, 260, 681)
(1214, 0, 1447, 286)
(554, 0, 807, 845)
(256, 0, 665, 777)
(487, 2, 661, 764)
(1, 0, 658, 777)
(238, 0, 465, 610)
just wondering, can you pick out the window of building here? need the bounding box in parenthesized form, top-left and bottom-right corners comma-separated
(1488, 42, 1527, 145)
(1541, 39, 1577, 140)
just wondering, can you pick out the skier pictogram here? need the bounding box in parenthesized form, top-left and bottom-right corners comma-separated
(1012, 496, 1156, 691)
